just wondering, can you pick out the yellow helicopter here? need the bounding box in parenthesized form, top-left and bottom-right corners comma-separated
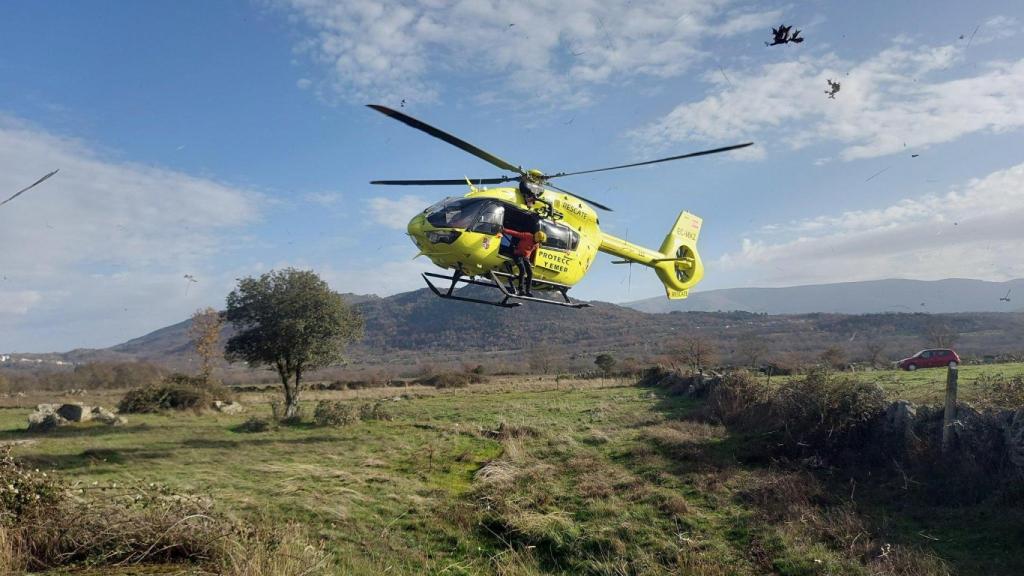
(368, 104, 751, 308)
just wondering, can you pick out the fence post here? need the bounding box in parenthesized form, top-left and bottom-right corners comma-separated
(942, 366, 958, 454)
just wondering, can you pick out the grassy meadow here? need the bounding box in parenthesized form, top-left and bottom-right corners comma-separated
(771, 361, 1024, 404)
(1, 368, 1022, 575)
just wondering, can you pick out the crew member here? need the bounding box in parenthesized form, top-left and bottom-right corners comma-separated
(501, 227, 546, 297)
(519, 178, 543, 209)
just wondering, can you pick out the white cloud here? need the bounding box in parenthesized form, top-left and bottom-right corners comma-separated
(715, 161, 1024, 285)
(303, 191, 344, 206)
(713, 9, 784, 37)
(971, 15, 1021, 45)
(366, 194, 429, 230)
(0, 291, 41, 315)
(632, 36, 1024, 160)
(276, 0, 778, 106)
(0, 116, 263, 351)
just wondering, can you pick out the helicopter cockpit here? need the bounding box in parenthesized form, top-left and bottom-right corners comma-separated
(425, 197, 504, 234)
(423, 196, 579, 253)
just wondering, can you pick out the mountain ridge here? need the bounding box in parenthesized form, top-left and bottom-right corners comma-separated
(622, 278, 1024, 314)
(4, 280, 1023, 371)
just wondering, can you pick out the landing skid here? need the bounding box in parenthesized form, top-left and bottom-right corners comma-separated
(421, 271, 591, 309)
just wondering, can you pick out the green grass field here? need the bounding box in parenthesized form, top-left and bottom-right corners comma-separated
(772, 362, 1024, 405)
(2, 371, 1022, 575)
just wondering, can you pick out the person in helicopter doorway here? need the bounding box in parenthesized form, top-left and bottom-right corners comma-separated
(502, 226, 546, 297)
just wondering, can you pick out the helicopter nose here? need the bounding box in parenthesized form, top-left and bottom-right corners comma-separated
(408, 212, 428, 249)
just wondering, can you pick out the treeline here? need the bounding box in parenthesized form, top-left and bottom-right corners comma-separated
(348, 289, 1024, 367)
(0, 362, 166, 393)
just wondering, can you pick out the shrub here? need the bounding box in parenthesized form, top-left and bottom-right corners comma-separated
(163, 373, 209, 387)
(118, 383, 214, 413)
(705, 370, 769, 427)
(358, 402, 392, 421)
(117, 373, 233, 414)
(771, 370, 887, 459)
(0, 449, 63, 523)
(415, 372, 486, 388)
(974, 374, 1024, 409)
(313, 401, 359, 427)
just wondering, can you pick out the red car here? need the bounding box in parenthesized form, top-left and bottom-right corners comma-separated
(896, 349, 960, 371)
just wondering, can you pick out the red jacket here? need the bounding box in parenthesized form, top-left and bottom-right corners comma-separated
(502, 228, 539, 259)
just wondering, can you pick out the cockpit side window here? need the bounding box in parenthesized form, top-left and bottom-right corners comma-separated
(426, 198, 490, 229)
(468, 202, 504, 235)
(540, 220, 579, 251)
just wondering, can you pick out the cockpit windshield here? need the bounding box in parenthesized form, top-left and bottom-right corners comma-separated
(426, 198, 503, 234)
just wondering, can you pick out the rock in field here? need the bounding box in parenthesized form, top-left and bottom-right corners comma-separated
(212, 400, 245, 415)
(27, 403, 125, 431)
(57, 403, 93, 422)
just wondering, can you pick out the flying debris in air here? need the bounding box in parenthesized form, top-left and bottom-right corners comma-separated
(1000, 289, 1012, 302)
(184, 274, 198, 295)
(766, 25, 804, 46)
(825, 79, 841, 99)
(1, 169, 59, 208)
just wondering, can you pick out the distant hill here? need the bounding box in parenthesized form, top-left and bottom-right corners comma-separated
(6, 282, 1023, 374)
(624, 278, 1024, 315)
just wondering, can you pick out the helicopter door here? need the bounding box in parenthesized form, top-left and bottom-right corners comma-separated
(499, 204, 539, 258)
(533, 220, 578, 278)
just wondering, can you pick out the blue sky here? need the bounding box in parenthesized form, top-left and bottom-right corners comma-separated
(1, 0, 1022, 351)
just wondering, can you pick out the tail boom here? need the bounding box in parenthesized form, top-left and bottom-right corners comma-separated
(599, 211, 705, 299)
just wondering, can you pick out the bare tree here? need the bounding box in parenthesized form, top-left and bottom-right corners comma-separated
(189, 307, 223, 383)
(670, 335, 719, 372)
(925, 320, 958, 348)
(736, 333, 769, 369)
(819, 346, 847, 370)
(863, 338, 886, 368)
(528, 344, 560, 374)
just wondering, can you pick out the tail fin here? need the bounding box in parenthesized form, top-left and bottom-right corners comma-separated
(654, 211, 704, 299)
(598, 211, 705, 300)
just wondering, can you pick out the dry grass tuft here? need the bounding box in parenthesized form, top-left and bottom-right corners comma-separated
(474, 460, 519, 486)
(479, 421, 538, 441)
(0, 450, 331, 574)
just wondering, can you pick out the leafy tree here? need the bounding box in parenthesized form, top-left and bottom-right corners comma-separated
(594, 353, 616, 375)
(225, 268, 363, 419)
(189, 307, 223, 383)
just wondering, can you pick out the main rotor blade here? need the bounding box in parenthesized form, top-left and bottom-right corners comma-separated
(371, 177, 516, 186)
(546, 142, 753, 179)
(1, 169, 59, 207)
(545, 183, 613, 212)
(367, 104, 524, 175)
